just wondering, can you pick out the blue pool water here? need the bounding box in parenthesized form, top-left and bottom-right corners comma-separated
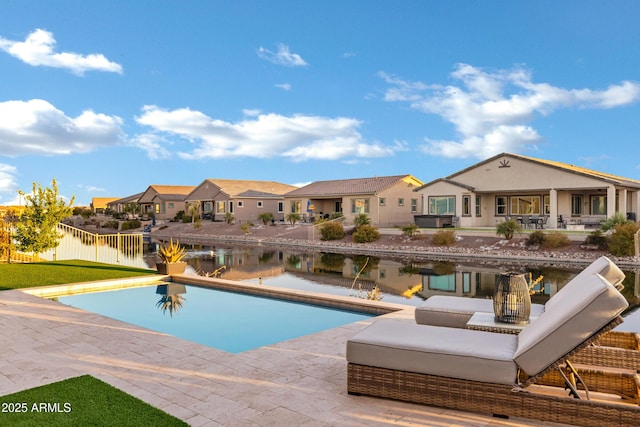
(57, 283, 373, 353)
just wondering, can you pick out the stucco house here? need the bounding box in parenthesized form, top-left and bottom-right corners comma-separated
(185, 179, 297, 223)
(284, 175, 424, 226)
(414, 152, 640, 229)
(106, 192, 144, 215)
(137, 185, 196, 221)
(90, 197, 120, 214)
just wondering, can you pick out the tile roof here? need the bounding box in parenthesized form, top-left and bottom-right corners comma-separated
(194, 179, 297, 198)
(515, 153, 640, 187)
(285, 175, 418, 197)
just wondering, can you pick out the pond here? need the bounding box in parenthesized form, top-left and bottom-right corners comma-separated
(146, 242, 640, 310)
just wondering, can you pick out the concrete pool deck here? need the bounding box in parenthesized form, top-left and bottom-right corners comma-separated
(2, 281, 638, 427)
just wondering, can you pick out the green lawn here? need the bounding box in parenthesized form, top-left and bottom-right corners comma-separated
(0, 260, 156, 290)
(0, 375, 187, 426)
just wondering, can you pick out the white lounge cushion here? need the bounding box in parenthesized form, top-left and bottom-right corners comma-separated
(414, 256, 625, 328)
(544, 256, 625, 312)
(415, 296, 544, 328)
(346, 318, 518, 385)
(514, 273, 628, 376)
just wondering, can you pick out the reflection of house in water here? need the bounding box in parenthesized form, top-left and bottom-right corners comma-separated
(283, 253, 424, 299)
(185, 245, 286, 281)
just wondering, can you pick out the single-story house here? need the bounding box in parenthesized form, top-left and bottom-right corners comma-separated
(185, 179, 298, 223)
(90, 197, 120, 214)
(137, 185, 196, 221)
(414, 152, 640, 229)
(106, 192, 144, 215)
(283, 174, 424, 226)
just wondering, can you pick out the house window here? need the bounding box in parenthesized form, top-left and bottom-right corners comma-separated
(510, 195, 541, 215)
(462, 272, 471, 293)
(411, 198, 418, 213)
(168, 202, 174, 209)
(257, 201, 264, 208)
(462, 195, 471, 216)
(571, 195, 583, 216)
(590, 195, 607, 215)
(278, 202, 284, 213)
(379, 197, 386, 206)
(425, 273, 455, 292)
(216, 201, 226, 213)
(428, 196, 455, 215)
(475, 196, 481, 217)
(237, 201, 244, 208)
(495, 196, 507, 216)
(397, 198, 404, 207)
(291, 201, 301, 214)
(351, 198, 370, 214)
(543, 195, 550, 215)
(155, 203, 160, 214)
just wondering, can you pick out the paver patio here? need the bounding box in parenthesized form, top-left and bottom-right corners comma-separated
(1, 288, 623, 426)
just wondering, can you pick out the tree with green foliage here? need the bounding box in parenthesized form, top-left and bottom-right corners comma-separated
(14, 179, 75, 258)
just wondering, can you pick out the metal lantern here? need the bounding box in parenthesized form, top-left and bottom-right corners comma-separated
(493, 272, 531, 324)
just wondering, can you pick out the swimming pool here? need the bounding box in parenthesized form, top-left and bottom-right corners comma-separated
(57, 283, 374, 353)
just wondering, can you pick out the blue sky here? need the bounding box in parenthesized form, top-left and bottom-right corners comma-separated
(1, 1, 639, 206)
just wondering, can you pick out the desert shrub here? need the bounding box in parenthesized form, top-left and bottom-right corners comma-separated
(608, 222, 640, 257)
(120, 219, 141, 231)
(400, 223, 420, 238)
(352, 224, 380, 243)
(353, 214, 371, 229)
(320, 222, 345, 241)
(495, 219, 521, 240)
(600, 212, 630, 232)
(102, 220, 120, 230)
(240, 222, 251, 234)
(329, 212, 344, 220)
(584, 230, 608, 248)
(173, 210, 186, 222)
(432, 229, 456, 246)
(541, 231, 571, 248)
(525, 230, 545, 247)
(224, 212, 235, 224)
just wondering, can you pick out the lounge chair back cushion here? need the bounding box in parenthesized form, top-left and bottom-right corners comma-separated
(514, 273, 628, 376)
(544, 256, 625, 313)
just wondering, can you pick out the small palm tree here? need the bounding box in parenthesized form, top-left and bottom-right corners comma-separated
(286, 213, 301, 225)
(496, 219, 522, 240)
(257, 212, 274, 225)
(353, 213, 371, 228)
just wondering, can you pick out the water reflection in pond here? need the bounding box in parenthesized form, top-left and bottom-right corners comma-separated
(152, 243, 639, 309)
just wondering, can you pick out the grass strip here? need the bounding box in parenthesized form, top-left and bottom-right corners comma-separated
(0, 260, 156, 290)
(0, 375, 187, 426)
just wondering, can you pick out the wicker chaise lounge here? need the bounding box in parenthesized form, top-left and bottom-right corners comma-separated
(347, 272, 640, 427)
(415, 256, 640, 370)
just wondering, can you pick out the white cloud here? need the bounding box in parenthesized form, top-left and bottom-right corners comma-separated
(77, 184, 106, 193)
(257, 43, 308, 67)
(0, 99, 125, 156)
(134, 105, 396, 162)
(0, 29, 123, 75)
(0, 163, 19, 205)
(275, 83, 292, 91)
(0, 163, 18, 193)
(381, 64, 640, 159)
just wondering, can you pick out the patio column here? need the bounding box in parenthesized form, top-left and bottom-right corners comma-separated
(548, 189, 558, 228)
(607, 185, 616, 218)
(618, 188, 628, 217)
